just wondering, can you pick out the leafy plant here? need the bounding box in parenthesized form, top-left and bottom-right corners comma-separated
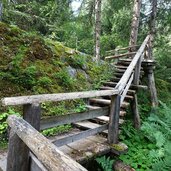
(0, 108, 20, 139)
(96, 156, 114, 171)
(42, 124, 72, 137)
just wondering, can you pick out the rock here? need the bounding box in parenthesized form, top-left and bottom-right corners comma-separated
(113, 161, 136, 171)
(66, 66, 77, 78)
(111, 142, 128, 155)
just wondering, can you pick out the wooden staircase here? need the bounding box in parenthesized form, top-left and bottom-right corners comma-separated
(0, 35, 158, 171)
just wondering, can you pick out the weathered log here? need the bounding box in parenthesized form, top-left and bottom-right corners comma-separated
(105, 52, 136, 60)
(23, 103, 41, 131)
(40, 107, 109, 130)
(7, 129, 29, 171)
(108, 95, 121, 144)
(7, 115, 87, 171)
(148, 68, 158, 107)
(131, 94, 140, 129)
(2, 90, 118, 106)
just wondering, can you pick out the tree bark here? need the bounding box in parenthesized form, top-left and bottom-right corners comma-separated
(129, 0, 142, 51)
(148, 0, 158, 107)
(94, 0, 102, 62)
(0, 1, 3, 21)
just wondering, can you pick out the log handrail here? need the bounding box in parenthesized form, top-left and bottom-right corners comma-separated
(7, 115, 87, 171)
(2, 89, 118, 106)
(106, 45, 139, 53)
(105, 52, 136, 60)
(115, 35, 150, 93)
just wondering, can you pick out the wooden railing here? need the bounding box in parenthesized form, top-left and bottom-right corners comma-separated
(2, 89, 119, 170)
(7, 115, 87, 171)
(2, 34, 153, 171)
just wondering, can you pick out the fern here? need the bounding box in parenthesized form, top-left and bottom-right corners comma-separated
(96, 156, 114, 171)
(141, 102, 171, 170)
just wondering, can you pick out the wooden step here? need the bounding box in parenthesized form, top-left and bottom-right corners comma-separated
(110, 77, 121, 82)
(115, 73, 123, 78)
(115, 69, 127, 73)
(86, 105, 126, 117)
(119, 59, 132, 62)
(100, 86, 115, 90)
(86, 105, 101, 110)
(115, 65, 128, 69)
(95, 116, 125, 125)
(89, 98, 129, 108)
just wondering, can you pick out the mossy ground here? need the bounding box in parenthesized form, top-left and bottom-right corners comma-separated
(0, 22, 114, 143)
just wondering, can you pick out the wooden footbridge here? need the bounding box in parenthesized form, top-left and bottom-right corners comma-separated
(0, 35, 157, 171)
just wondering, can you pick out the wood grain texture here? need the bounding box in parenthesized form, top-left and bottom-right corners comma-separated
(2, 90, 118, 106)
(7, 115, 87, 171)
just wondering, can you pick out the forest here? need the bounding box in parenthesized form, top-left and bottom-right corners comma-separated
(0, 0, 171, 171)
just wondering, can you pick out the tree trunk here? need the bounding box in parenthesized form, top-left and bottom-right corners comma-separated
(94, 0, 102, 63)
(149, 0, 157, 59)
(148, 0, 158, 107)
(0, 1, 3, 21)
(129, 0, 142, 51)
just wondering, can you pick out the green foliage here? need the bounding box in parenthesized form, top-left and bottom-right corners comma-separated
(42, 124, 72, 137)
(0, 108, 20, 140)
(119, 102, 171, 171)
(96, 156, 114, 171)
(54, 68, 75, 90)
(38, 77, 53, 87)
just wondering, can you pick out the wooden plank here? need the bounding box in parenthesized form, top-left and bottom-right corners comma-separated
(133, 54, 143, 85)
(67, 138, 110, 164)
(40, 107, 109, 130)
(105, 52, 136, 60)
(23, 103, 41, 131)
(131, 94, 141, 129)
(7, 129, 30, 171)
(2, 89, 118, 106)
(96, 116, 124, 125)
(120, 73, 134, 104)
(7, 115, 87, 171)
(74, 121, 102, 129)
(30, 153, 47, 171)
(108, 95, 121, 144)
(106, 45, 139, 53)
(115, 35, 150, 93)
(53, 124, 108, 147)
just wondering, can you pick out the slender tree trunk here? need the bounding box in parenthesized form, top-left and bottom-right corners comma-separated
(149, 0, 157, 59)
(129, 0, 142, 51)
(148, 0, 158, 107)
(94, 0, 102, 63)
(0, 1, 3, 21)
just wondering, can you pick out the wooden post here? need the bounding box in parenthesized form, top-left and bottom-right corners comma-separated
(108, 95, 121, 144)
(7, 115, 87, 171)
(133, 55, 142, 85)
(23, 103, 41, 131)
(131, 93, 140, 129)
(148, 67, 158, 107)
(7, 130, 30, 171)
(7, 103, 41, 171)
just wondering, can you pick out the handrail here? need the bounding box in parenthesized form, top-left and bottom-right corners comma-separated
(2, 89, 119, 106)
(115, 35, 150, 93)
(7, 115, 87, 171)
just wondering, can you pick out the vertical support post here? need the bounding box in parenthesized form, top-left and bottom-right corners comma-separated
(133, 55, 143, 85)
(108, 95, 121, 144)
(131, 93, 141, 129)
(148, 67, 158, 107)
(23, 103, 41, 131)
(7, 130, 30, 171)
(7, 103, 41, 171)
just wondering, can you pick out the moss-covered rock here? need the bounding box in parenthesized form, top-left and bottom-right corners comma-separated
(0, 22, 114, 115)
